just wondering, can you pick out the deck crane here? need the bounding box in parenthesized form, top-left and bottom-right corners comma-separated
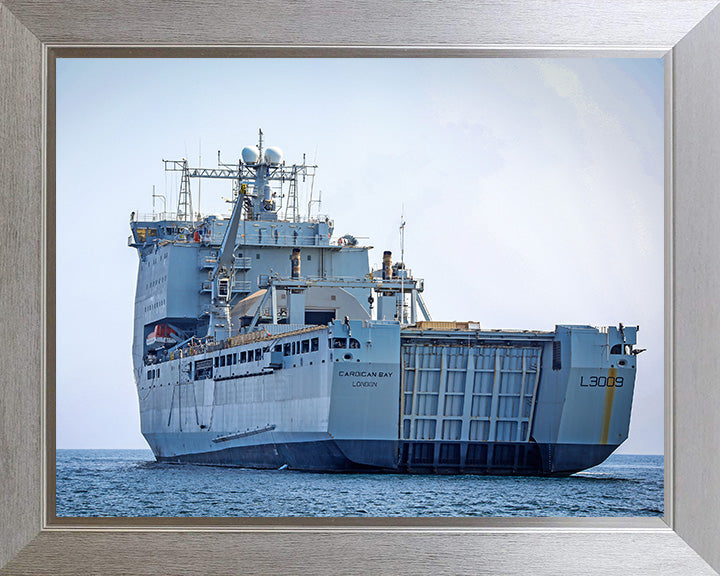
(206, 183, 244, 341)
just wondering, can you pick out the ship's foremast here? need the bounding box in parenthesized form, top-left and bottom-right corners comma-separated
(162, 130, 317, 225)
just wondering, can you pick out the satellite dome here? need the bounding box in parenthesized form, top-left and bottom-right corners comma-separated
(265, 146, 283, 165)
(241, 146, 260, 164)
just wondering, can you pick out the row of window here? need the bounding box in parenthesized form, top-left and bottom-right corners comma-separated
(135, 227, 158, 242)
(205, 336, 355, 365)
(331, 337, 361, 349)
(141, 251, 167, 266)
(136, 227, 183, 242)
(282, 337, 320, 357)
(214, 347, 267, 368)
(146, 275, 167, 290)
(144, 299, 166, 313)
(160, 334, 331, 382)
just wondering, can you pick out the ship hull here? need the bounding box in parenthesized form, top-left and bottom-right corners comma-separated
(150, 437, 617, 476)
(136, 321, 637, 476)
(130, 148, 641, 479)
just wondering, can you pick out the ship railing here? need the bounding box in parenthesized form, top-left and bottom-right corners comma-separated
(161, 328, 275, 361)
(234, 257, 252, 269)
(197, 255, 252, 269)
(151, 324, 328, 364)
(239, 232, 332, 247)
(200, 280, 252, 293)
(134, 212, 181, 222)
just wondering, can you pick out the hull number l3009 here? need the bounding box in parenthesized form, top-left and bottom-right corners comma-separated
(580, 375, 624, 387)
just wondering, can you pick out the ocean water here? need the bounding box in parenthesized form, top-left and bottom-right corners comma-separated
(55, 450, 663, 517)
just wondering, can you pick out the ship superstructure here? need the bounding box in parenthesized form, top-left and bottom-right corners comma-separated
(129, 132, 641, 475)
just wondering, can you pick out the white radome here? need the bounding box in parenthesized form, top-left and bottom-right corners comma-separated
(241, 146, 260, 164)
(265, 146, 283, 165)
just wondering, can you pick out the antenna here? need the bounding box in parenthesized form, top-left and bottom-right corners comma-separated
(307, 188, 322, 221)
(306, 148, 320, 220)
(400, 206, 406, 271)
(258, 128, 264, 161)
(400, 207, 406, 325)
(197, 140, 202, 220)
(152, 185, 166, 220)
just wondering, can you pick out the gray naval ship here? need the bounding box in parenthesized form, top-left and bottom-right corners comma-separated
(129, 131, 641, 475)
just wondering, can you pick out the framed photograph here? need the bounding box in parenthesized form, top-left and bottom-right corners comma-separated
(52, 57, 664, 520)
(2, 1, 720, 574)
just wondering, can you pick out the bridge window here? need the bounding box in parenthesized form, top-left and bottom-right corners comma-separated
(610, 344, 622, 355)
(220, 356, 226, 367)
(349, 338, 360, 349)
(214, 357, 219, 368)
(240, 351, 247, 363)
(274, 344, 282, 352)
(255, 348, 262, 360)
(332, 338, 347, 349)
(311, 338, 319, 352)
(284, 343, 291, 356)
(301, 340, 310, 354)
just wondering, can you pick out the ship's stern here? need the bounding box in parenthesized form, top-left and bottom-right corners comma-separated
(532, 324, 639, 474)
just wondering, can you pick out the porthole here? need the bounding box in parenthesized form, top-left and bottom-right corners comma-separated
(343, 353, 353, 360)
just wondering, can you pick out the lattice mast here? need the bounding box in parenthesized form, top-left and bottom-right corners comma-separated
(164, 131, 317, 226)
(176, 159, 193, 221)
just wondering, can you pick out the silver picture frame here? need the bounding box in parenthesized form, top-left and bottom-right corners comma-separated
(2, 1, 719, 574)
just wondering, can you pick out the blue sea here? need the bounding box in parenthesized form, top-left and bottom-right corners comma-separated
(55, 450, 663, 517)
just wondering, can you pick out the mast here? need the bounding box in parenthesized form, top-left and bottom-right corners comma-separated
(400, 211, 406, 324)
(176, 159, 193, 221)
(164, 131, 316, 225)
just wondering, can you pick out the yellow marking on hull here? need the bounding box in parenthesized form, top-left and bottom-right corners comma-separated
(600, 367, 618, 444)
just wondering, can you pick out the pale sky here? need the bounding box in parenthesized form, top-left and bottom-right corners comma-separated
(56, 58, 664, 454)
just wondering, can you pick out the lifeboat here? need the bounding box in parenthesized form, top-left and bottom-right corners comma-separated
(146, 324, 179, 350)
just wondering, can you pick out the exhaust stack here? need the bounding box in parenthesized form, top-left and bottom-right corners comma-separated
(382, 250, 392, 280)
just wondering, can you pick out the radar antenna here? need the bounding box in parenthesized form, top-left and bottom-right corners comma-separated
(164, 134, 316, 225)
